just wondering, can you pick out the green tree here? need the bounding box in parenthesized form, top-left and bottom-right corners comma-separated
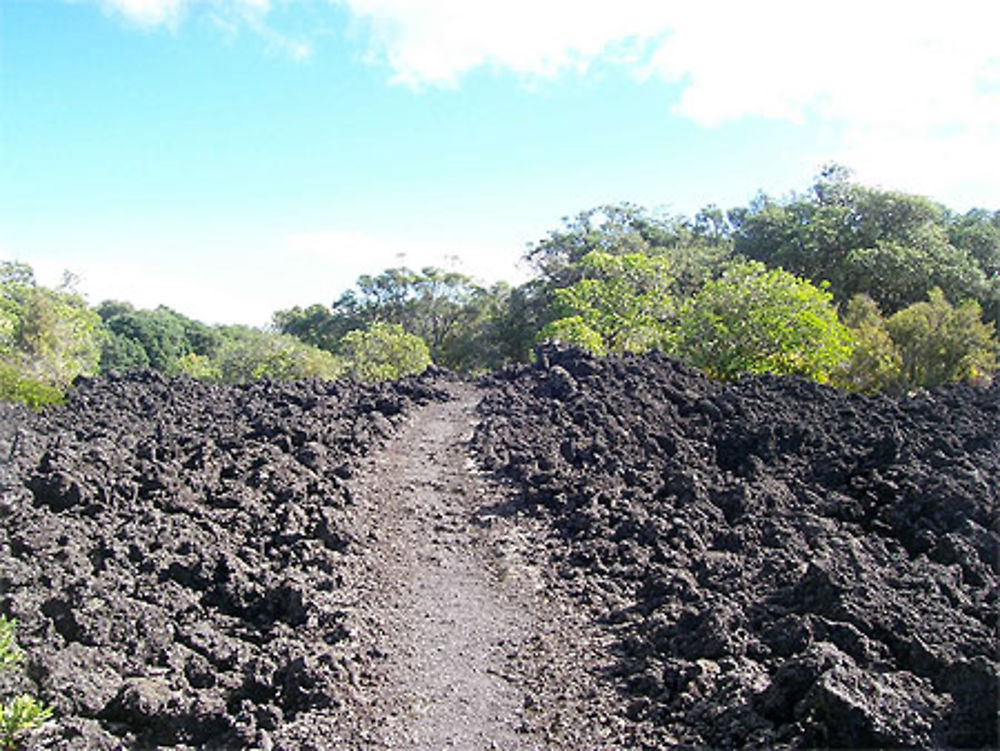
(0, 262, 103, 406)
(538, 251, 674, 355)
(272, 303, 344, 352)
(885, 288, 997, 388)
(340, 322, 431, 382)
(97, 305, 224, 374)
(100, 331, 151, 373)
(526, 202, 732, 291)
(275, 266, 509, 371)
(672, 261, 853, 382)
(210, 326, 344, 384)
(834, 295, 904, 393)
(730, 167, 992, 315)
(99, 307, 189, 373)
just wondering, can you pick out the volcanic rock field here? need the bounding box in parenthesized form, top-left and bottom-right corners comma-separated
(0, 348, 997, 749)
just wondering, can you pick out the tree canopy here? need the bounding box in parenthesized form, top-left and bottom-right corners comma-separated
(2, 168, 997, 406)
(274, 266, 508, 371)
(0, 263, 103, 406)
(538, 251, 674, 355)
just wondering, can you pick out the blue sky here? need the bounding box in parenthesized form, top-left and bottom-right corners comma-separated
(2, 1, 998, 325)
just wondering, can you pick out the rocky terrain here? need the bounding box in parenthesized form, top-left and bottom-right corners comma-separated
(0, 371, 447, 749)
(1, 349, 997, 749)
(475, 346, 999, 748)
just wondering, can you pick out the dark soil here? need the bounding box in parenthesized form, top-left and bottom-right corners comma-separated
(1, 349, 997, 749)
(474, 346, 999, 749)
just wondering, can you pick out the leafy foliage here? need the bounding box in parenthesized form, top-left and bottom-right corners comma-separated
(833, 295, 904, 393)
(0, 364, 65, 409)
(539, 252, 674, 355)
(730, 167, 993, 319)
(276, 267, 508, 371)
(885, 288, 997, 388)
(526, 203, 731, 288)
(98, 304, 221, 374)
(0, 616, 51, 749)
(209, 327, 344, 384)
(1, 695, 51, 750)
(0, 617, 21, 672)
(340, 322, 431, 382)
(672, 261, 853, 381)
(537, 316, 608, 356)
(0, 263, 102, 406)
(174, 352, 222, 382)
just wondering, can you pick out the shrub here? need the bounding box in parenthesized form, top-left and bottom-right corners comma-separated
(0, 364, 65, 409)
(0, 262, 102, 406)
(886, 288, 997, 388)
(672, 261, 853, 382)
(340, 322, 431, 382)
(833, 295, 904, 393)
(538, 251, 674, 355)
(0, 615, 51, 749)
(211, 327, 344, 384)
(537, 315, 607, 356)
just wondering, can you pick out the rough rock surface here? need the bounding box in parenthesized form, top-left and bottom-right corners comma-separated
(0, 371, 446, 749)
(474, 346, 999, 749)
(1, 349, 998, 749)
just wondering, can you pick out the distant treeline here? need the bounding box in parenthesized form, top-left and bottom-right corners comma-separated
(2, 166, 998, 407)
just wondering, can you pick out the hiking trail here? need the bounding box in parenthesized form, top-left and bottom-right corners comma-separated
(335, 383, 625, 751)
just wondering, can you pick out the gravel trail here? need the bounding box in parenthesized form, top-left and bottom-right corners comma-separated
(339, 383, 627, 751)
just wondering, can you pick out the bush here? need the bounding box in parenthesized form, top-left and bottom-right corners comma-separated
(672, 261, 853, 382)
(538, 251, 674, 355)
(0, 615, 51, 749)
(886, 288, 997, 388)
(210, 327, 344, 384)
(833, 295, 903, 393)
(0, 364, 65, 409)
(0, 262, 102, 405)
(537, 315, 607, 356)
(340, 322, 431, 382)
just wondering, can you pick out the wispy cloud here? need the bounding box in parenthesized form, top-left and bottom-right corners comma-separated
(97, 0, 312, 60)
(99, 0, 189, 27)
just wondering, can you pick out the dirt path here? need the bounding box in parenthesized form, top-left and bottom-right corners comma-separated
(335, 383, 627, 750)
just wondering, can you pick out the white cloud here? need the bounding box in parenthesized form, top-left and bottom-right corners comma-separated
(336, 0, 1000, 206)
(99, 0, 189, 27)
(98, 0, 312, 60)
(336, 0, 670, 86)
(82, 0, 1000, 205)
(92, 0, 1000, 136)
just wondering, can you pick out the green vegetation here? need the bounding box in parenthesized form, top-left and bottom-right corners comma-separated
(1, 167, 997, 403)
(834, 290, 997, 393)
(274, 266, 510, 371)
(0, 615, 51, 749)
(672, 262, 853, 382)
(887, 289, 996, 388)
(207, 327, 343, 384)
(0, 262, 102, 408)
(539, 252, 674, 355)
(340, 322, 431, 382)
